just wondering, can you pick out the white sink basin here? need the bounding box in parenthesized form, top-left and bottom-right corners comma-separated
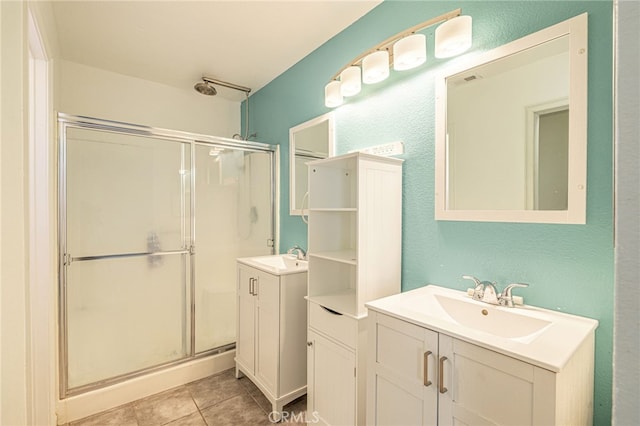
(237, 254, 308, 275)
(434, 294, 552, 340)
(366, 285, 598, 372)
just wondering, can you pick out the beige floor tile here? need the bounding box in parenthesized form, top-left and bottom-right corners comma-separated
(237, 375, 273, 414)
(163, 411, 207, 426)
(133, 386, 198, 426)
(237, 375, 259, 394)
(279, 396, 307, 426)
(186, 369, 246, 411)
(240, 377, 308, 421)
(247, 388, 272, 414)
(70, 404, 138, 426)
(200, 393, 271, 426)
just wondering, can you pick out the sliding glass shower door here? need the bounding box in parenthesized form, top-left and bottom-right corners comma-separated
(192, 145, 274, 353)
(59, 115, 275, 396)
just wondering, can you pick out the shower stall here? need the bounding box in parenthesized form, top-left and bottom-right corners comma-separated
(58, 114, 277, 397)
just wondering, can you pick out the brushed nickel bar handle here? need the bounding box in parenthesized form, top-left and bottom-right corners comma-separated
(249, 278, 255, 295)
(71, 249, 189, 263)
(423, 351, 433, 387)
(439, 356, 448, 394)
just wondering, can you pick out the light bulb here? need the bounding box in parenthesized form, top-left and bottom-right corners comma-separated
(362, 50, 390, 84)
(340, 66, 362, 97)
(393, 34, 427, 71)
(324, 80, 343, 108)
(435, 16, 472, 58)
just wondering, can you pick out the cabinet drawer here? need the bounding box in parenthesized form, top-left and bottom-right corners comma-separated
(309, 301, 356, 349)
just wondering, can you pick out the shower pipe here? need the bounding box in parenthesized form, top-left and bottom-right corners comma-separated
(57, 113, 278, 397)
(196, 76, 254, 141)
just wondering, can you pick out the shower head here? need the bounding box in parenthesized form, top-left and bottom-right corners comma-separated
(194, 80, 217, 96)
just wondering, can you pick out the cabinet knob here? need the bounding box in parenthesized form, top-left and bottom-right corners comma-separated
(307, 341, 313, 347)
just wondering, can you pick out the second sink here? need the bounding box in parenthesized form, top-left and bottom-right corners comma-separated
(237, 254, 308, 275)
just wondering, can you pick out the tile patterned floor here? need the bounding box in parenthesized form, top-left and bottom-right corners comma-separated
(65, 369, 307, 426)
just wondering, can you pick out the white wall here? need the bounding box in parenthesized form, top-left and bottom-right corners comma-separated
(613, 0, 640, 424)
(57, 59, 241, 137)
(0, 1, 29, 425)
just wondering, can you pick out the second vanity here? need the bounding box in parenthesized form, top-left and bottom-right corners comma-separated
(235, 254, 308, 421)
(366, 285, 598, 426)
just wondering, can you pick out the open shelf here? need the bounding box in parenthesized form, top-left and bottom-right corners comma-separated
(309, 250, 357, 265)
(308, 152, 403, 319)
(308, 156, 357, 210)
(308, 210, 356, 254)
(308, 208, 357, 212)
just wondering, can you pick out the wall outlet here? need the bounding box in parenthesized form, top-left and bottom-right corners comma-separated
(350, 141, 404, 157)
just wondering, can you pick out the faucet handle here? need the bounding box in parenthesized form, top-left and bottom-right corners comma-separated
(287, 245, 307, 260)
(499, 283, 529, 307)
(462, 275, 481, 287)
(462, 275, 484, 300)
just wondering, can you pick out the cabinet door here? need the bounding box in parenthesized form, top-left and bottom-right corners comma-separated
(438, 335, 553, 426)
(368, 313, 438, 426)
(236, 265, 256, 373)
(308, 330, 356, 426)
(255, 270, 280, 395)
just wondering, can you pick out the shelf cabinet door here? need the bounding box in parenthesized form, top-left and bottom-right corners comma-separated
(308, 330, 356, 426)
(255, 270, 280, 395)
(236, 265, 256, 374)
(368, 312, 439, 426)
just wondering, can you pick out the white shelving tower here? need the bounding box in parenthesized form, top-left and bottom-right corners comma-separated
(305, 152, 403, 425)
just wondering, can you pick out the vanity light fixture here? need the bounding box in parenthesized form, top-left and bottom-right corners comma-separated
(340, 66, 362, 97)
(324, 80, 343, 108)
(434, 15, 473, 58)
(324, 9, 472, 108)
(362, 50, 390, 84)
(393, 33, 427, 71)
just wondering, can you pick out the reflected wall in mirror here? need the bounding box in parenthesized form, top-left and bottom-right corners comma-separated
(435, 13, 587, 224)
(289, 112, 334, 215)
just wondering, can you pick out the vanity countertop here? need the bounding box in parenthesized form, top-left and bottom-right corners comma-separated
(366, 285, 598, 372)
(237, 254, 308, 276)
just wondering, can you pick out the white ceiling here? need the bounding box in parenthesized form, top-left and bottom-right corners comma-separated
(51, 0, 381, 101)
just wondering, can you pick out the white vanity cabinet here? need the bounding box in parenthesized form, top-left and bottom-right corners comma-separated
(306, 152, 403, 425)
(367, 310, 596, 426)
(235, 261, 307, 419)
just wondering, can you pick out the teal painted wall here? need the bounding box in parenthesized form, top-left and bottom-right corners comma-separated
(246, 1, 614, 423)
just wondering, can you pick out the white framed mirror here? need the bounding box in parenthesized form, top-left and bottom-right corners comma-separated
(289, 112, 334, 215)
(435, 13, 587, 224)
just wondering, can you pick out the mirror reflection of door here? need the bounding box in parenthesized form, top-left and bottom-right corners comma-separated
(445, 35, 571, 212)
(536, 108, 569, 210)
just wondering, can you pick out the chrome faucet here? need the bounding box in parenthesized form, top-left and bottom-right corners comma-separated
(287, 245, 307, 260)
(481, 282, 500, 304)
(462, 275, 528, 307)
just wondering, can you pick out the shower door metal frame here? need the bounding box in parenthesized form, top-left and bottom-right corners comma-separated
(57, 113, 278, 398)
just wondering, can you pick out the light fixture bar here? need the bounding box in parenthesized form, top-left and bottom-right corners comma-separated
(329, 8, 461, 82)
(202, 76, 252, 94)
